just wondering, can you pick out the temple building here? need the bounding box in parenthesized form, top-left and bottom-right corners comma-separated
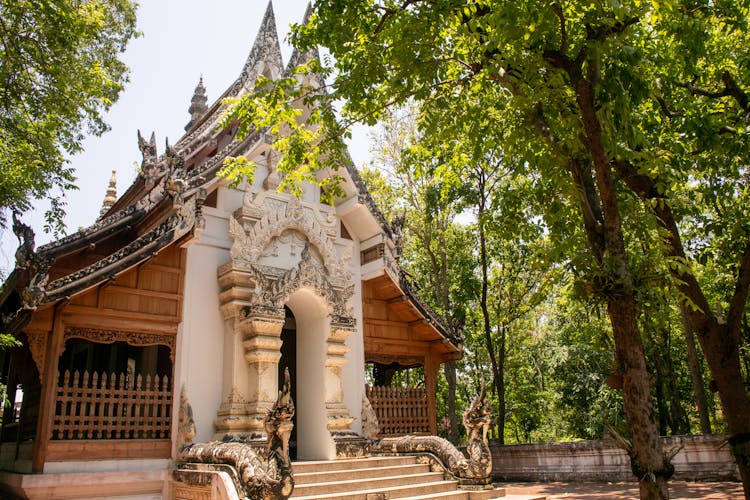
(0, 4, 464, 498)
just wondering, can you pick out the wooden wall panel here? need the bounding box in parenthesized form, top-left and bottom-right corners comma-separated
(116, 267, 138, 288)
(70, 289, 97, 308)
(60, 243, 185, 327)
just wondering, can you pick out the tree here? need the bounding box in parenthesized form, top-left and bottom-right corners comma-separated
(365, 105, 476, 444)
(223, 2, 750, 497)
(0, 0, 138, 232)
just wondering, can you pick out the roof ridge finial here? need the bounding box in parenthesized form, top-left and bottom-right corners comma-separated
(185, 76, 208, 132)
(234, 0, 284, 91)
(302, 2, 313, 24)
(99, 170, 117, 219)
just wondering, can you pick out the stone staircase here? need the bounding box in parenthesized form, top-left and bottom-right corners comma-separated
(291, 456, 546, 500)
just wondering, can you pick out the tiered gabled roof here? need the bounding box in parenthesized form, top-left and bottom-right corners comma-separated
(0, 2, 462, 352)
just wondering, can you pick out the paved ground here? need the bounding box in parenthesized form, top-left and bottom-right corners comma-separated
(501, 481, 745, 499)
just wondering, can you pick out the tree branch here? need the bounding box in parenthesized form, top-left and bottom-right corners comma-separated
(655, 94, 683, 118)
(721, 71, 749, 112)
(373, 0, 419, 38)
(728, 240, 750, 336)
(675, 79, 730, 99)
(586, 16, 640, 41)
(542, 49, 571, 71)
(612, 159, 715, 328)
(674, 71, 749, 113)
(551, 3, 568, 55)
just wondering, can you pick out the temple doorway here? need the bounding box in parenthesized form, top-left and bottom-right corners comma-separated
(278, 306, 297, 460)
(284, 288, 335, 460)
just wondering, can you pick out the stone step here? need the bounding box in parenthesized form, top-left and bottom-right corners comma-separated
(294, 463, 431, 485)
(397, 490, 472, 500)
(291, 479, 459, 499)
(398, 489, 548, 500)
(290, 457, 548, 500)
(292, 471, 446, 497)
(293, 455, 416, 474)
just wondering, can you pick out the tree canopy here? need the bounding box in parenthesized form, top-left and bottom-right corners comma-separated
(0, 0, 138, 232)
(222, 1, 750, 498)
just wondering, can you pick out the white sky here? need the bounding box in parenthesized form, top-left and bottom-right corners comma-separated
(0, 0, 373, 273)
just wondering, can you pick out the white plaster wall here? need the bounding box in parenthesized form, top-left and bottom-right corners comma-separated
(287, 289, 335, 460)
(174, 208, 232, 444)
(218, 184, 244, 213)
(341, 230, 364, 435)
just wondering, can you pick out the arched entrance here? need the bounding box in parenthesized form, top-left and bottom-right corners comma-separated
(278, 307, 297, 459)
(283, 289, 335, 460)
(216, 193, 361, 458)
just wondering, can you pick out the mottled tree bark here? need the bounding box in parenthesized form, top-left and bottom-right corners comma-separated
(613, 158, 750, 497)
(568, 62, 669, 499)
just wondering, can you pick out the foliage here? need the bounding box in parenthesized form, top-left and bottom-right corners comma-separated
(225, 2, 750, 494)
(0, 0, 138, 232)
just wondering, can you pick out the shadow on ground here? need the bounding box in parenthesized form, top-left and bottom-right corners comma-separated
(501, 481, 743, 499)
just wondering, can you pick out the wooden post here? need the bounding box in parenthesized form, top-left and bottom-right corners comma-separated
(424, 351, 438, 436)
(32, 303, 66, 473)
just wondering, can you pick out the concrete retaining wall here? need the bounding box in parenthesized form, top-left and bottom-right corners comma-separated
(491, 434, 739, 482)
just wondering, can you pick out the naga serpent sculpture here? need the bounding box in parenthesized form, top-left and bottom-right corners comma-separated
(373, 383, 493, 484)
(178, 368, 295, 499)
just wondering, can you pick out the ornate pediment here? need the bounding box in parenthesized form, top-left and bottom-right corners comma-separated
(224, 192, 355, 324)
(229, 193, 350, 284)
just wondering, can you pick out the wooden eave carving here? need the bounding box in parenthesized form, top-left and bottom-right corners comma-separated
(363, 274, 462, 358)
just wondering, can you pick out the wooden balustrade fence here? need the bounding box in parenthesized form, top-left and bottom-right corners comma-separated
(52, 370, 172, 440)
(366, 385, 430, 437)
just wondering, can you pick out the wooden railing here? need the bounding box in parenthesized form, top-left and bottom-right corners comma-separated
(52, 370, 172, 440)
(366, 385, 430, 437)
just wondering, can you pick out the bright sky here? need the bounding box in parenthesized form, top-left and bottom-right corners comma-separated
(0, 0, 372, 274)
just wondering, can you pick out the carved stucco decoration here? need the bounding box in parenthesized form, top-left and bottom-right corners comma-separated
(265, 243, 354, 321)
(230, 195, 350, 285)
(63, 327, 175, 361)
(217, 386, 253, 417)
(373, 385, 493, 485)
(226, 193, 356, 327)
(178, 386, 197, 451)
(361, 393, 380, 441)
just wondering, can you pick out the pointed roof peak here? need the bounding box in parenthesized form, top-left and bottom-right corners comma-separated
(286, 3, 321, 76)
(233, 0, 284, 94)
(302, 2, 313, 24)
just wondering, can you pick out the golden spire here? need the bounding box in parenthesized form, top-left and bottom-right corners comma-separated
(99, 170, 117, 218)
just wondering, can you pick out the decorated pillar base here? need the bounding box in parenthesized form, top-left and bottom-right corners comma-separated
(333, 434, 372, 458)
(216, 263, 285, 441)
(326, 404, 369, 458)
(212, 387, 274, 442)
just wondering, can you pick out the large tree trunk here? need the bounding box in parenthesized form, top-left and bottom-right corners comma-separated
(613, 156, 750, 496)
(607, 294, 669, 499)
(572, 71, 669, 499)
(696, 321, 750, 496)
